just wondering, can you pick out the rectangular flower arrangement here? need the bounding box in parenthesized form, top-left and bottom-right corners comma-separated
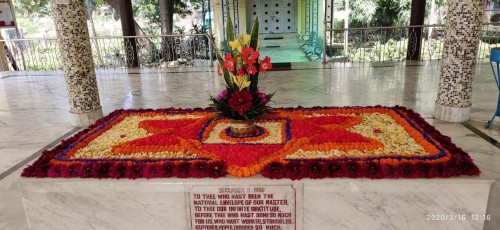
(22, 106, 480, 180)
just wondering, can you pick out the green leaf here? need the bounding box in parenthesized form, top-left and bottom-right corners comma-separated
(206, 33, 233, 89)
(249, 17, 259, 50)
(249, 72, 259, 92)
(266, 92, 276, 100)
(226, 14, 235, 48)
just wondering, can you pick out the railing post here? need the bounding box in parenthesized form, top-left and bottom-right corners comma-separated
(323, 20, 327, 64)
(208, 34, 214, 67)
(406, 0, 426, 61)
(15, 28, 26, 70)
(0, 40, 9, 71)
(118, 0, 140, 68)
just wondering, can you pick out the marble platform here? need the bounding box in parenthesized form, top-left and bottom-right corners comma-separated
(1, 62, 500, 229)
(3, 175, 493, 230)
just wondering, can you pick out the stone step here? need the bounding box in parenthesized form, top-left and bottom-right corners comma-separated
(259, 33, 299, 47)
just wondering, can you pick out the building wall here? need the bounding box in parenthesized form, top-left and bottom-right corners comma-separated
(297, 0, 305, 33)
(212, 0, 248, 46)
(211, 0, 326, 43)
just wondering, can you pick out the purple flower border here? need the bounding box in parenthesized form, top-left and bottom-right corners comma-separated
(21, 106, 480, 180)
(263, 106, 481, 180)
(21, 108, 227, 179)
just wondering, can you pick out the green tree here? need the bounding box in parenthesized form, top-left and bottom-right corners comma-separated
(133, 0, 203, 35)
(13, 0, 51, 18)
(345, 0, 410, 28)
(371, 0, 411, 27)
(349, 0, 377, 28)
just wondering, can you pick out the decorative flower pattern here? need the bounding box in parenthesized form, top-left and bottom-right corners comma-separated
(222, 53, 236, 71)
(228, 91, 253, 115)
(22, 106, 480, 180)
(242, 47, 259, 65)
(259, 56, 272, 73)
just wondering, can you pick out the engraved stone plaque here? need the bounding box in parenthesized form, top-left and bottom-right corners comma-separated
(187, 185, 297, 230)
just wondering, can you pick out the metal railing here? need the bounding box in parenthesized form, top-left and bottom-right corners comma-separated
(1, 24, 499, 71)
(323, 23, 500, 63)
(0, 34, 214, 71)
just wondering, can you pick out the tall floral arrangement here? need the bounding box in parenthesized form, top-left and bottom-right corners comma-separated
(209, 16, 274, 121)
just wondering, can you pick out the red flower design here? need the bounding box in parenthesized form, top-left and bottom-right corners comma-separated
(223, 53, 236, 71)
(237, 67, 246, 76)
(22, 106, 480, 180)
(259, 56, 272, 73)
(228, 90, 253, 115)
(217, 64, 222, 76)
(247, 64, 258, 75)
(242, 47, 259, 65)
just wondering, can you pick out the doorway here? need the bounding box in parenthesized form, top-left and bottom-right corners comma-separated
(248, 0, 296, 34)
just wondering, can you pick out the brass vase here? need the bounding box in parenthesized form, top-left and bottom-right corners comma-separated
(228, 120, 257, 136)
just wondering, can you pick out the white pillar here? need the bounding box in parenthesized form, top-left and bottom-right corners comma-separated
(434, 0, 485, 122)
(51, 0, 103, 127)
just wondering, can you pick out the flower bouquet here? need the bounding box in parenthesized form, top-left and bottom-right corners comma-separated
(209, 16, 274, 136)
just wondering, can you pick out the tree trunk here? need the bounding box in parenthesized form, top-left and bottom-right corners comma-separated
(159, 0, 176, 61)
(159, 0, 169, 34)
(118, 0, 140, 68)
(104, 0, 152, 50)
(86, 0, 104, 66)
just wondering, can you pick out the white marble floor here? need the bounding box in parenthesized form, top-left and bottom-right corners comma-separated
(0, 62, 500, 229)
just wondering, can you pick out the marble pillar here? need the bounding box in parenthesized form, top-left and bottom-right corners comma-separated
(51, 0, 103, 127)
(434, 0, 485, 122)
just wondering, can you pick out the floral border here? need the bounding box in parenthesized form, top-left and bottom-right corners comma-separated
(263, 106, 480, 180)
(21, 108, 227, 179)
(21, 106, 480, 180)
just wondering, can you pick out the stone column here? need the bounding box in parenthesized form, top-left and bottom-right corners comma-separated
(51, 0, 103, 127)
(434, 0, 485, 122)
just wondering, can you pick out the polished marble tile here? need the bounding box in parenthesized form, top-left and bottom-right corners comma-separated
(0, 63, 499, 177)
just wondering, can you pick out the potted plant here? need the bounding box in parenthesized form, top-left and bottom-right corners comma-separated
(209, 16, 274, 136)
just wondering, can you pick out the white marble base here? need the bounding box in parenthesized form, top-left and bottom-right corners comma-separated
(7, 176, 493, 230)
(69, 108, 103, 127)
(434, 103, 472, 122)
